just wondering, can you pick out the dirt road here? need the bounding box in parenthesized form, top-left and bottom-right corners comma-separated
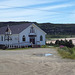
(0, 48, 75, 75)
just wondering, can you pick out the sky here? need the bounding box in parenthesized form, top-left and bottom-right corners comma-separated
(0, 0, 75, 23)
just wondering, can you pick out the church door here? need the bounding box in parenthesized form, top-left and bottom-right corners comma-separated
(30, 38, 35, 44)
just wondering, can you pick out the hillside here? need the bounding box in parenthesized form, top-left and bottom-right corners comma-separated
(0, 21, 75, 35)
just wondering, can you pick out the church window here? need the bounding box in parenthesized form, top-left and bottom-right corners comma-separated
(22, 35, 26, 41)
(1, 36, 3, 41)
(40, 35, 43, 41)
(30, 26, 35, 33)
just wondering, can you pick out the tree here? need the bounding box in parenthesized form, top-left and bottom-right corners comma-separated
(68, 40, 74, 48)
(60, 40, 65, 45)
(55, 40, 60, 45)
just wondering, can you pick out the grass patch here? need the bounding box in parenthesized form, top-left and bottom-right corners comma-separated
(41, 45, 51, 48)
(58, 47, 75, 59)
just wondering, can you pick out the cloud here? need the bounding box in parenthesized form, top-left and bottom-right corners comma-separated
(0, 8, 58, 18)
(37, 3, 74, 10)
(0, 0, 60, 9)
(0, 0, 75, 23)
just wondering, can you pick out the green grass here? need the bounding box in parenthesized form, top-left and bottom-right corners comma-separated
(58, 47, 75, 59)
(41, 45, 52, 48)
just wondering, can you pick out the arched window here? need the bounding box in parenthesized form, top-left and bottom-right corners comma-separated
(30, 26, 35, 33)
(1, 36, 3, 41)
(40, 35, 43, 41)
(22, 35, 26, 41)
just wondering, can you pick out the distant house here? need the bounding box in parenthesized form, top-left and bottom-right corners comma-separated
(0, 23, 46, 48)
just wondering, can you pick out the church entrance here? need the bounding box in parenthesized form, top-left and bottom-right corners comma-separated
(29, 35, 36, 44)
(30, 37, 35, 44)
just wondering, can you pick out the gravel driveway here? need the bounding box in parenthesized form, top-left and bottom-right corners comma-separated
(0, 48, 75, 75)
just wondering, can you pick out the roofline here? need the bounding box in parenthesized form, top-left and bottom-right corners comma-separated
(32, 23, 47, 35)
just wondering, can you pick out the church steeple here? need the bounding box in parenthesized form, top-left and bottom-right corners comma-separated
(5, 25, 12, 35)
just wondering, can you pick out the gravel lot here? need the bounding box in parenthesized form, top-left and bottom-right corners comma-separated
(0, 48, 75, 75)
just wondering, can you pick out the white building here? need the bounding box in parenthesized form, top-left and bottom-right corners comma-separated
(0, 23, 46, 48)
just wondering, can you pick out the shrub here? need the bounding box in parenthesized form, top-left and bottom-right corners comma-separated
(60, 40, 65, 45)
(46, 42, 54, 46)
(60, 46, 69, 52)
(60, 45, 64, 48)
(55, 40, 60, 45)
(58, 47, 75, 59)
(55, 39, 74, 48)
(46, 43, 50, 46)
(49, 42, 54, 46)
(68, 40, 74, 48)
(41, 45, 47, 48)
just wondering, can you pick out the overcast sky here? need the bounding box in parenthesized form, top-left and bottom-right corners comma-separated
(0, 0, 75, 23)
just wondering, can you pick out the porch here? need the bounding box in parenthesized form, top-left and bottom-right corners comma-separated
(0, 41, 41, 49)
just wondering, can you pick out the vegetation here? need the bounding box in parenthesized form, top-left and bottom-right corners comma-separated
(46, 39, 74, 48)
(0, 21, 75, 57)
(46, 39, 75, 59)
(37, 23, 75, 35)
(0, 21, 75, 35)
(55, 39, 74, 48)
(41, 45, 49, 48)
(58, 47, 75, 59)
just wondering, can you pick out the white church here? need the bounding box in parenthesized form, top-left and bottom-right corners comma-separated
(0, 23, 46, 48)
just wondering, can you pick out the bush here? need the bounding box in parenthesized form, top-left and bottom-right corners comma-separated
(46, 42, 54, 46)
(55, 40, 60, 45)
(55, 39, 74, 48)
(58, 47, 75, 59)
(60, 46, 68, 51)
(41, 45, 47, 48)
(49, 42, 54, 46)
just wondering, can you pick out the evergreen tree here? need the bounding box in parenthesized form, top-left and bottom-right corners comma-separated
(55, 40, 60, 45)
(60, 40, 65, 45)
(68, 40, 74, 48)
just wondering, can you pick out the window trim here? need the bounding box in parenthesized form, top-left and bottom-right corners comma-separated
(30, 26, 35, 33)
(1, 36, 3, 41)
(22, 35, 26, 41)
(40, 35, 43, 41)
